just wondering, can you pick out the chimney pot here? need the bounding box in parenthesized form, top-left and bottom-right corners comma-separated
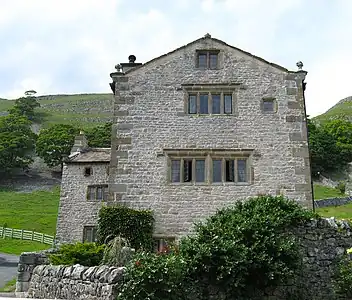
(129, 55, 136, 63)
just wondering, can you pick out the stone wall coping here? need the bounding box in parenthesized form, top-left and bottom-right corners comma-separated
(314, 196, 352, 208)
(32, 264, 126, 284)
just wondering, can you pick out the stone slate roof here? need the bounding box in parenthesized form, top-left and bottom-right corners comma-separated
(67, 148, 111, 163)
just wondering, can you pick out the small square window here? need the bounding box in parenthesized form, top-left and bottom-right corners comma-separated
(83, 226, 97, 242)
(262, 99, 275, 112)
(153, 237, 176, 253)
(84, 167, 92, 176)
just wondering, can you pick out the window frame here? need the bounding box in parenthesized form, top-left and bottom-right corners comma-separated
(153, 237, 176, 253)
(84, 167, 92, 177)
(261, 97, 277, 114)
(86, 184, 109, 201)
(196, 50, 220, 70)
(167, 150, 252, 185)
(186, 91, 235, 115)
(83, 226, 97, 243)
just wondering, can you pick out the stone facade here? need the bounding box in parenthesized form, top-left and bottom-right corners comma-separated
(108, 34, 312, 239)
(21, 218, 352, 300)
(26, 264, 125, 300)
(56, 34, 313, 243)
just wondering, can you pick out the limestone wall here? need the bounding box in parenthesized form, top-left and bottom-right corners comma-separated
(26, 265, 125, 300)
(314, 196, 352, 208)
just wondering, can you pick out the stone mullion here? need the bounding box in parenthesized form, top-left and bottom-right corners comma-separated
(180, 158, 184, 183)
(192, 158, 196, 183)
(208, 92, 212, 114)
(220, 92, 224, 114)
(196, 92, 200, 114)
(234, 158, 238, 183)
(207, 154, 212, 184)
(221, 158, 226, 183)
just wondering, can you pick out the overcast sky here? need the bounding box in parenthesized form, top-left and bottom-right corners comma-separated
(1, 0, 351, 117)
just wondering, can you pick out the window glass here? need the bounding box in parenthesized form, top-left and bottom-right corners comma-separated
(225, 160, 235, 182)
(83, 226, 97, 242)
(87, 187, 95, 200)
(199, 94, 209, 114)
(209, 53, 218, 69)
(212, 94, 221, 114)
(198, 54, 207, 68)
(195, 160, 205, 182)
(212, 159, 222, 182)
(263, 100, 274, 112)
(183, 159, 193, 182)
(237, 159, 247, 182)
(188, 95, 197, 114)
(96, 187, 103, 200)
(171, 160, 181, 182)
(224, 94, 232, 114)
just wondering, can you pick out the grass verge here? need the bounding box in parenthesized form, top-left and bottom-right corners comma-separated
(0, 278, 16, 292)
(316, 202, 352, 221)
(313, 183, 346, 200)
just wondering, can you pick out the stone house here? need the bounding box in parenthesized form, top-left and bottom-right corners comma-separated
(56, 34, 313, 249)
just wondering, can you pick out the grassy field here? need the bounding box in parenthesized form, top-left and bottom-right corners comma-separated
(317, 202, 352, 220)
(313, 183, 346, 200)
(0, 93, 112, 128)
(0, 187, 60, 255)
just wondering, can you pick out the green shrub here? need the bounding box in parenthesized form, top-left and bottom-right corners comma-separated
(101, 236, 135, 267)
(333, 251, 352, 298)
(48, 242, 105, 266)
(97, 205, 154, 251)
(336, 181, 346, 195)
(179, 195, 318, 299)
(117, 251, 189, 300)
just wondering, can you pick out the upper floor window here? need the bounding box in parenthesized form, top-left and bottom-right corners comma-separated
(87, 185, 108, 201)
(168, 151, 251, 185)
(261, 98, 277, 113)
(187, 92, 233, 115)
(196, 50, 219, 69)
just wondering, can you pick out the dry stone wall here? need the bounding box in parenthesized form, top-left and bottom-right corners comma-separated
(26, 264, 125, 300)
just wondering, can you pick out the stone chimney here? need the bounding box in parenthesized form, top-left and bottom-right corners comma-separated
(71, 131, 88, 154)
(120, 55, 142, 73)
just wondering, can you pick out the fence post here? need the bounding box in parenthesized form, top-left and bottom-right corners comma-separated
(42, 234, 44, 244)
(21, 229, 23, 240)
(31, 231, 34, 241)
(2, 227, 5, 239)
(11, 228, 13, 238)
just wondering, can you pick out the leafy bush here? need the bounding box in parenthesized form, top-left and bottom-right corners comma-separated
(101, 236, 135, 267)
(48, 242, 105, 266)
(336, 181, 346, 195)
(97, 205, 154, 251)
(333, 250, 352, 298)
(85, 122, 112, 148)
(117, 251, 189, 300)
(179, 195, 318, 299)
(117, 195, 317, 300)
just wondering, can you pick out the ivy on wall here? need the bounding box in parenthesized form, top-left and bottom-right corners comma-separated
(97, 205, 154, 251)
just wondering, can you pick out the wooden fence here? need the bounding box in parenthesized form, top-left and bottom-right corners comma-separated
(0, 227, 55, 246)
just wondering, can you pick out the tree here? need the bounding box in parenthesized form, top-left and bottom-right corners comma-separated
(0, 114, 37, 174)
(36, 124, 79, 169)
(9, 95, 40, 121)
(85, 122, 112, 148)
(308, 118, 345, 176)
(324, 119, 352, 163)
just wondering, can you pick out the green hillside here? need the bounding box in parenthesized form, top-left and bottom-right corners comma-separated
(313, 96, 352, 124)
(0, 93, 113, 128)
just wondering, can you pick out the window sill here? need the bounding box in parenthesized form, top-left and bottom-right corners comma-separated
(168, 182, 251, 186)
(86, 199, 108, 202)
(186, 113, 237, 117)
